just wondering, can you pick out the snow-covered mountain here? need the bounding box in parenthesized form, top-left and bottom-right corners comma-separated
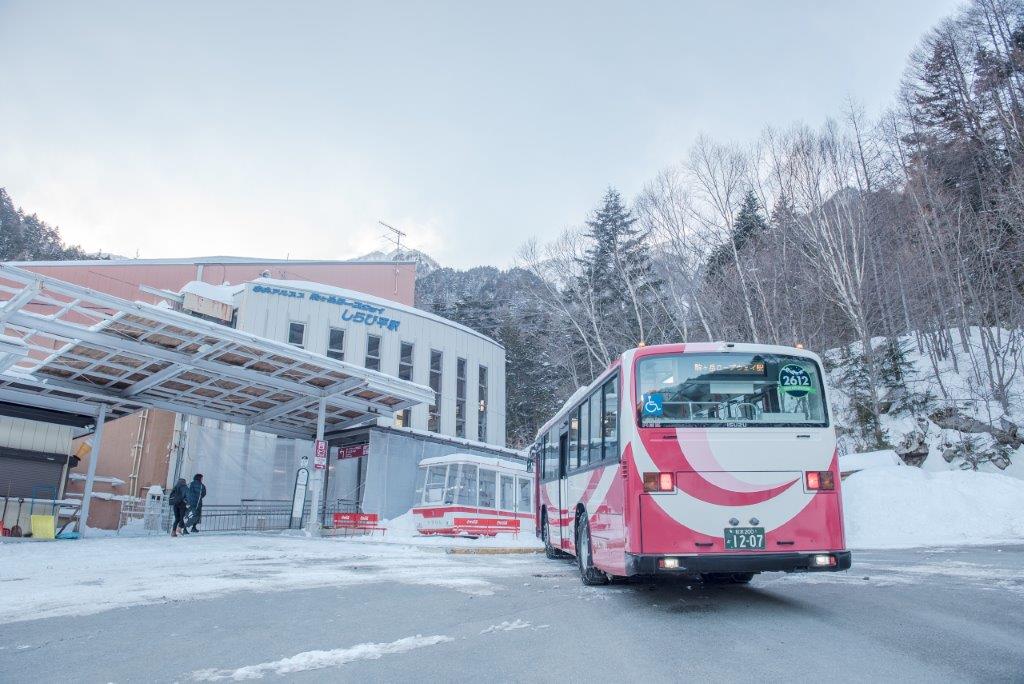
(355, 247, 440, 277)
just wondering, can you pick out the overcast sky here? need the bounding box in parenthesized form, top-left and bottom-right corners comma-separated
(0, 1, 960, 268)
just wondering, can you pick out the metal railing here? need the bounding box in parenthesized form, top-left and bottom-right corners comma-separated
(117, 498, 316, 535)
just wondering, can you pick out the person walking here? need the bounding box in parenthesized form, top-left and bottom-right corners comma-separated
(169, 478, 189, 537)
(186, 473, 207, 533)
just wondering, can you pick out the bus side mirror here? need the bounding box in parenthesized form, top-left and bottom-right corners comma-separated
(526, 456, 534, 474)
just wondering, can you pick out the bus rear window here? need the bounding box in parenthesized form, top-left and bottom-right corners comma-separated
(636, 352, 828, 428)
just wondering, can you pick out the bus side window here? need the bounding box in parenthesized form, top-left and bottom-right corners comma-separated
(569, 408, 580, 471)
(424, 465, 447, 504)
(589, 390, 602, 462)
(500, 474, 515, 511)
(603, 378, 619, 461)
(517, 476, 531, 511)
(546, 427, 559, 479)
(443, 464, 458, 504)
(579, 398, 590, 468)
(456, 464, 478, 505)
(479, 469, 496, 508)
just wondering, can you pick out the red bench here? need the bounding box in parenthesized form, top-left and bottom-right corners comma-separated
(331, 512, 386, 536)
(452, 517, 521, 536)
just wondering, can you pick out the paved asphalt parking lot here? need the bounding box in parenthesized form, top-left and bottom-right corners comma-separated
(2, 544, 1022, 682)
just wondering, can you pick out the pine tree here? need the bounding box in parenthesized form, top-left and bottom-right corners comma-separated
(575, 187, 659, 350)
(0, 187, 95, 261)
(706, 190, 768, 277)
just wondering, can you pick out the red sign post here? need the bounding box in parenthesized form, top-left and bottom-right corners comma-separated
(313, 439, 328, 470)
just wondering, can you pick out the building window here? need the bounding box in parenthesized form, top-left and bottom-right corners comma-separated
(397, 342, 414, 427)
(327, 328, 345, 361)
(288, 322, 305, 347)
(455, 357, 467, 438)
(477, 365, 488, 442)
(365, 334, 381, 371)
(428, 349, 442, 432)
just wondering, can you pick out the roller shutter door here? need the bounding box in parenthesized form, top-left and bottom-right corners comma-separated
(0, 448, 67, 499)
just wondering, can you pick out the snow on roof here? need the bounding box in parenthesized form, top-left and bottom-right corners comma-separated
(383, 424, 525, 458)
(179, 280, 245, 306)
(68, 473, 126, 486)
(418, 452, 527, 471)
(253, 278, 504, 349)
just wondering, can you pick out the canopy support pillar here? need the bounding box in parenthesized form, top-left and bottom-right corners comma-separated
(77, 403, 108, 537)
(305, 397, 327, 533)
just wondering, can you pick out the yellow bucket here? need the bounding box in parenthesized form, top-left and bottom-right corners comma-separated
(30, 515, 56, 540)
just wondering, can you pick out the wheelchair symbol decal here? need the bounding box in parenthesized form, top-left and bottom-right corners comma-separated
(642, 393, 664, 417)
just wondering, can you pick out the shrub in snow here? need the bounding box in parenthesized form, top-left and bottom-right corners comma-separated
(941, 433, 1012, 471)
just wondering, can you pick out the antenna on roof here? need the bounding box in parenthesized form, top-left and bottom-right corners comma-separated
(378, 221, 406, 253)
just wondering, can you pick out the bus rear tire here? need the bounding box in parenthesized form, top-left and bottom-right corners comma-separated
(542, 511, 561, 560)
(576, 514, 609, 586)
(702, 572, 754, 585)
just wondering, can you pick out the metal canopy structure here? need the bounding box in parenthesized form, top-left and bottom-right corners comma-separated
(0, 264, 434, 440)
(0, 264, 437, 535)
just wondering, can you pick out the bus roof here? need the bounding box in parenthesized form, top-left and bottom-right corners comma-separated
(418, 452, 528, 472)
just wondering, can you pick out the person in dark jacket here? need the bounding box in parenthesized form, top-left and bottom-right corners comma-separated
(169, 478, 189, 537)
(185, 474, 207, 533)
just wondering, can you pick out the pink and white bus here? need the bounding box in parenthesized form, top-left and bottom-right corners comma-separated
(532, 342, 851, 585)
(413, 453, 533, 537)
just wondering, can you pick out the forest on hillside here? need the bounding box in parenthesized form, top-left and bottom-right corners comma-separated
(418, 0, 1024, 460)
(0, 187, 97, 261)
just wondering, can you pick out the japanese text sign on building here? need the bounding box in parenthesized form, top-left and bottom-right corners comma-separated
(337, 443, 369, 460)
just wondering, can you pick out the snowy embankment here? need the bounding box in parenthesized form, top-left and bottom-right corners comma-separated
(0, 534, 546, 625)
(842, 466, 1024, 549)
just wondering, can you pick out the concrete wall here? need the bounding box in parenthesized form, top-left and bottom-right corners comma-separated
(18, 259, 417, 306)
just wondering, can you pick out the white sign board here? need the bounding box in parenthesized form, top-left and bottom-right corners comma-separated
(313, 439, 328, 470)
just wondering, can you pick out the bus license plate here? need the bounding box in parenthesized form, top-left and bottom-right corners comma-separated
(724, 527, 765, 550)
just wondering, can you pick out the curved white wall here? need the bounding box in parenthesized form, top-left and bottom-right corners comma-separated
(235, 279, 506, 445)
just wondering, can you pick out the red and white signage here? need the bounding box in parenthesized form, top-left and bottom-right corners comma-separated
(313, 439, 328, 470)
(337, 443, 369, 460)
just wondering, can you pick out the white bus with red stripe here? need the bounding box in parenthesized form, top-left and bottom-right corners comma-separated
(413, 453, 533, 536)
(532, 342, 851, 585)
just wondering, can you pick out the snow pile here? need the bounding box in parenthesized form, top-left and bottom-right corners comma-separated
(843, 466, 1024, 548)
(480, 619, 531, 634)
(839, 450, 904, 473)
(192, 635, 452, 681)
(376, 510, 543, 550)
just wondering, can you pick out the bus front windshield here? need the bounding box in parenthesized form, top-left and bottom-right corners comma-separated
(636, 352, 828, 428)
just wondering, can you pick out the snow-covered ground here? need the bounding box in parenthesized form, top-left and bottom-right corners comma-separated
(842, 466, 1024, 549)
(0, 534, 545, 625)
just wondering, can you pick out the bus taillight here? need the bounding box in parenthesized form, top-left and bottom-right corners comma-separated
(805, 471, 835, 491)
(643, 472, 674, 492)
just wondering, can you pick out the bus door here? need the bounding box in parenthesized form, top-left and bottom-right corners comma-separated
(558, 431, 570, 550)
